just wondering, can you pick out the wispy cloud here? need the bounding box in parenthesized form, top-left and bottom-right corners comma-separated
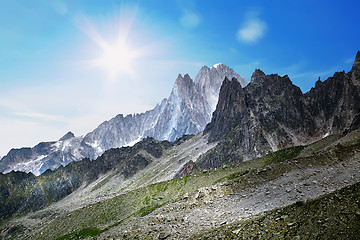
(237, 11, 267, 43)
(52, 0, 68, 15)
(180, 9, 200, 29)
(12, 112, 66, 122)
(345, 57, 355, 64)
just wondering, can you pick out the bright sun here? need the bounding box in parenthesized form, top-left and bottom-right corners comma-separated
(96, 40, 136, 79)
(75, 11, 143, 81)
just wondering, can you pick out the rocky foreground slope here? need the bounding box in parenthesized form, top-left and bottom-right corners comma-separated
(1, 128, 359, 239)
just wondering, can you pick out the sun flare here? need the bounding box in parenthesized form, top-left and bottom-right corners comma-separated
(75, 10, 143, 81)
(96, 40, 136, 79)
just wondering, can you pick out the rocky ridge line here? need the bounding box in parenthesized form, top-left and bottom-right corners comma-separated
(0, 63, 247, 175)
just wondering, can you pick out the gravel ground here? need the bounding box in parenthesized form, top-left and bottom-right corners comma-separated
(99, 149, 360, 239)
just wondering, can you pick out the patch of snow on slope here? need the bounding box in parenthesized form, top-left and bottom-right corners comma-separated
(124, 136, 143, 147)
(6, 155, 48, 176)
(61, 140, 71, 152)
(211, 63, 223, 69)
(88, 140, 103, 153)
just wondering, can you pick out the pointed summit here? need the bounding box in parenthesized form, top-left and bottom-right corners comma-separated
(351, 51, 360, 72)
(59, 131, 75, 141)
(183, 73, 193, 83)
(251, 69, 266, 83)
(205, 77, 247, 142)
(351, 51, 360, 83)
(174, 73, 194, 91)
(194, 63, 248, 120)
(175, 73, 183, 82)
(353, 51, 360, 67)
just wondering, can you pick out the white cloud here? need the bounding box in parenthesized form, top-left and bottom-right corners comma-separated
(237, 18, 267, 43)
(180, 9, 200, 29)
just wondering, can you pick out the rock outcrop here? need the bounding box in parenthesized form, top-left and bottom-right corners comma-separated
(204, 77, 248, 142)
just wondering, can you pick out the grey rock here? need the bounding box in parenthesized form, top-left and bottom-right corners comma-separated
(1, 64, 246, 175)
(204, 77, 248, 142)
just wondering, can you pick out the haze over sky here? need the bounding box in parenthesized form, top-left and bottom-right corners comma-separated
(0, 0, 359, 156)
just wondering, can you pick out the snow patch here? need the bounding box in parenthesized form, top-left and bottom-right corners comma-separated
(53, 141, 61, 149)
(35, 155, 47, 162)
(124, 136, 143, 147)
(89, 140, 103, 153)
(6, 154, 49, 176)
(322, 132, 330, 138)
(61, 140, 71, 152)
(211, 63, 223, 69)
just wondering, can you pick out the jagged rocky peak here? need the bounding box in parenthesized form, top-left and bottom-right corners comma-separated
(175, 73, 183, 83)
(352, 51, 360, 70)
(250, 69, 297, 91)
(200, 53, 360, 170)
(195, 62, 248, 88)
(250, 68, 266, 83)
(215, 77, 246, 114)
(351, 51, 360, 82)
(174, 73, 195, 91)
(314, 76, 322, 88)
(194, 63, 248, 121)
(205, 77, 247, 142)
(59, 131, 75, 141)
(306, 58, 360, 135)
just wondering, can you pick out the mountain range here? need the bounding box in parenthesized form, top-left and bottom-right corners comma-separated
(195, 55, 360, 170)
(0, 51, 359, 239)
(0, 63, 247, 176)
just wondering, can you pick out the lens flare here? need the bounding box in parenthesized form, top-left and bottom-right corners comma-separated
(74, 8, 141, 81)
(96, 40, 136, 79)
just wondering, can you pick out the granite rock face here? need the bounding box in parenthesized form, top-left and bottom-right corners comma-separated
(143, 74, 208, 142)
(194, 63, 248, 122)
(85, 63, 247, 149)
(198, 52, 360, 170)
(205, 77, 248, 142)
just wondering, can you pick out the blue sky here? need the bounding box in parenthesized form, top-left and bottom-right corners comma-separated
(0, 0, 359, 155)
